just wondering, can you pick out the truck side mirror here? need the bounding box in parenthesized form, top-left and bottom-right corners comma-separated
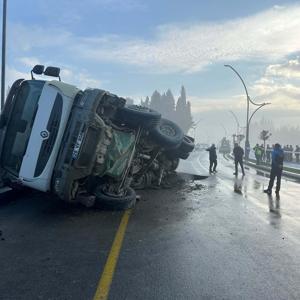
(31, 65, 45, 79)
(44, 66, 61, 81)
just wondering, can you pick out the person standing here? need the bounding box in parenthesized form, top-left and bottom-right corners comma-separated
(295, 145, 300, 163)
(264, 143, 284, 195)
(206, 144, 217, 174)
(233, 143, 245, 176)
(289, 145, 294, 162)
(253, 144, 262, 165)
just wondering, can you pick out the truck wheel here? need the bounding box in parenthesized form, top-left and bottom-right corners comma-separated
(178, 135, 195, 153)
(166, 135, 194, 160)
(115, 105, 161, 129)
(178, 152, 190, 159)
(94, 186, 136, 210)
(170, 158, 180, 171)
(167, 149, 191, 160)
(149, 118, 184, 149)
(131, 172, 152, 189)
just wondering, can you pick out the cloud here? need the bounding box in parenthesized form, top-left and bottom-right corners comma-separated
(265, 57, 300, 79)
(17, 57, 41, 67)
(5, 57, 105, 91)
(75, 4, 300, 73)
(59, 68, 104, 89)
(8, 4, 300, 74)
(250, 55, 300, 111)
(6, 67, 30, 84)
(188, 95, 245, 113)
(10, 24, 72, 52)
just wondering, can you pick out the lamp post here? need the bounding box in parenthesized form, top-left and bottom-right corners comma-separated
(229, 110, 240, 134)
(191, 119, 202, 141)
(220, 123, 227, 137)
(1, 0, 7, 111)
(224, 64, 270, 161)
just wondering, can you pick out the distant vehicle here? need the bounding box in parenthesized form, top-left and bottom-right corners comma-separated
(0, 65, 194, 209)
(219, 137, 231, 154)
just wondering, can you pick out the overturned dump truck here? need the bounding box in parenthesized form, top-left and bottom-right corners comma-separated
(0, 65, 194, 209)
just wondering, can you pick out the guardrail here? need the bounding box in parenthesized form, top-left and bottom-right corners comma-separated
(227, 154, 300, 181)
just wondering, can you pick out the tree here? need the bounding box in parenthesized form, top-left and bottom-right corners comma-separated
(140, 86, 193, 134)
(260, 130, 272, 159)
(125, 97, 134, 105)
(150, 90, 161, 112)
(176, 86, 187, 113)
(164, 89, 176, 120)
(175, 86, 193, 133)
(140, 96, 150, 107)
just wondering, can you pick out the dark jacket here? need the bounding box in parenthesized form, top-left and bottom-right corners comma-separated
(206, 146, 217, 160)
(233, 145, 244, 160)
(272, 148, 284, 169)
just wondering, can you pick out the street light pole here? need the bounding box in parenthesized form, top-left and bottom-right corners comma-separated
(1, 0, 7, 111)
(191, 119, 202, 141)
(224, 64, 270, 161)
(229, 110, 240, 136)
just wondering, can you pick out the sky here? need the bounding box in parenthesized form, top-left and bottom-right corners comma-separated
(2, 0, 300, 144)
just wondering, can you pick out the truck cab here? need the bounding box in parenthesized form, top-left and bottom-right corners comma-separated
(0, 65, 134, 206)
(0, 66, 80, 192)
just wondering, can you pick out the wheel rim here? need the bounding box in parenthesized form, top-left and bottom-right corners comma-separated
(160, 124, 176, 137)
(184, 136, 193, 144)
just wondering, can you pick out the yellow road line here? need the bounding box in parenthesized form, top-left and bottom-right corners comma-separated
(93, 209, 132, 300)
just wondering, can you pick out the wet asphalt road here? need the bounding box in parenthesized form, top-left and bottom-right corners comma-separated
(1, 150, 300, 300)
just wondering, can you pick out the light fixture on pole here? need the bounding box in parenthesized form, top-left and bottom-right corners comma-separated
(224, 64, 271, 161)
(191, 119, 202, 141)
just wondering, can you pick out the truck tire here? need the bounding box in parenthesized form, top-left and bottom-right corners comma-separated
(166, 135, 194, 160)
(178, 152, 190, 159)
(131, 172, 153, 190)
(94, 186, 136, 210)
(167, 149, 191, 160)
(149, 118, 184, 149)
(170, 158, 180, 171)
(115, 105, 161, 129)
(178, 135, 195, 153)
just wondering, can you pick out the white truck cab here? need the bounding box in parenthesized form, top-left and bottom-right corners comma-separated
(19, 81, 79, 191)
(0, 65, 80, 192)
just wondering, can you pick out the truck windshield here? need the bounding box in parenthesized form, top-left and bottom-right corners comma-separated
(1, 80, 45, 175)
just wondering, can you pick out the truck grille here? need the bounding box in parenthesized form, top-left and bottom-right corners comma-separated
(34, 94, 62, 177)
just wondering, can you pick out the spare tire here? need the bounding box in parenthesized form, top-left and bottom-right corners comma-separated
(115, 105, 161, 129)
(94, 186, 136, 210)
(149, 118, 184, 149)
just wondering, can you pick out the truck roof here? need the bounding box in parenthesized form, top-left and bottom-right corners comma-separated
(48, 80, 80, 99)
